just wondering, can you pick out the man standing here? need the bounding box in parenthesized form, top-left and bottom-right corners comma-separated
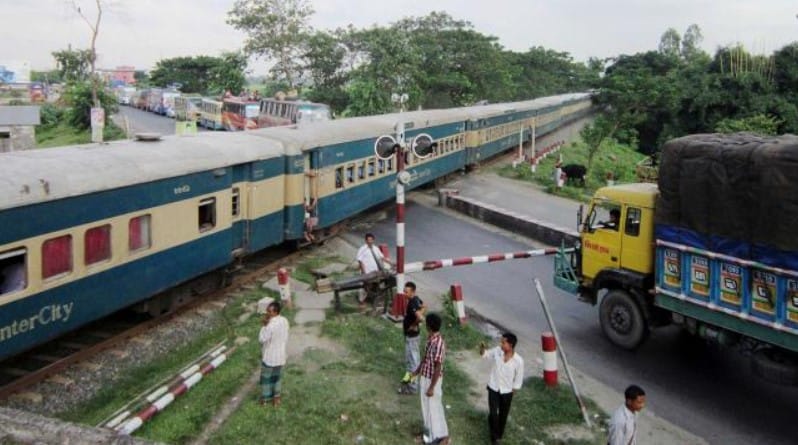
(259, 301, 290, 407)
(412, 313, 450, 445)
(480, 333, 524, 445)
(356, 233, 391, 308)
(399, 282, 425, 395)
(608, 385, 646, 445)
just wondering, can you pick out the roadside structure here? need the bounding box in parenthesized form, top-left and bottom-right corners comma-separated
(0, 105, 40, 152)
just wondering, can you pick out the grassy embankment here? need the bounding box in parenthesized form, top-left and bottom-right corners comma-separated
(62, 254, 603, 444)
(497, 139, 646, 202)
(35, 120, 127, 148)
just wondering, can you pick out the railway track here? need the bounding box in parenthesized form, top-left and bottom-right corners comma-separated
(0, 244, 302, 400)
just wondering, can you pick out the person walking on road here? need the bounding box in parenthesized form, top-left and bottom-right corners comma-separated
(480, 332, 524, 445)
(399, 282, 425, 395)
(356, 233, 391, 309)
(608, 384, 646, 445)
(259, 301, 290, 407)
(412, 313, 450, 445)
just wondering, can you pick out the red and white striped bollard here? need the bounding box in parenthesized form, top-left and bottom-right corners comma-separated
(542, 332, 558, 387)
(449, 284, 467, 325)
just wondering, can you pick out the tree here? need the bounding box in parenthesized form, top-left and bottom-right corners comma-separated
(681, 24, 704, 60)
(134, 70, 150, 87)
(52, 48, 93, 83)
(71, 0, 103, 107)
(149, 54, 247, 94)
(208, 52, 248, 95)
(63, 81, 117, 129)
(658, 28, 681, 59)
(580, 115, 619, 171)
(715, 114, 781, 135)
(303, 30, 351, 113)
(228, 0, 314, 89)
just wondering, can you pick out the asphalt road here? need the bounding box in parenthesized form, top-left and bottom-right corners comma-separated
(113, 105, 207, 136)
(359, 200, 798, 445)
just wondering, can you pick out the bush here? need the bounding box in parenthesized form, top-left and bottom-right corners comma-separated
(63, 81, 118, 129)
(39, 103, 63, 127)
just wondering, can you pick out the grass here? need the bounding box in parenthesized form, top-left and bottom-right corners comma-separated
(36, 120, 127, 148)
(497, 139, 646, 202)
(210, 292, 604, 445)
(58, 286, 288, 443)
(62, 253, 604, 444)
(292, 254, 351, 285)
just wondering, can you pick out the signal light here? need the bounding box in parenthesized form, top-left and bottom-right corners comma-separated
(375, 135, 398, 160)
(412, 134, 436, 159)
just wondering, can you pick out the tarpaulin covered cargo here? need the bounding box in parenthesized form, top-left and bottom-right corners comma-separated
(655, 133, 798, 270)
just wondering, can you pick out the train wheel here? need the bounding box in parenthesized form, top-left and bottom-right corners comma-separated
(599, 289, 648, 350)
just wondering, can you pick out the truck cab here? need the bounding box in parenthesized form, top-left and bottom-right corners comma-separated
(558, 183, 661, 349)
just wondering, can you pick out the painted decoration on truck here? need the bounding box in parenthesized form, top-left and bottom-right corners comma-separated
(787, 279, 798, 324)
(690, 256, 710, 298)
(663, 248, 681, 288)
(751, 270, 777, 316)
(719, 262, 742, 306)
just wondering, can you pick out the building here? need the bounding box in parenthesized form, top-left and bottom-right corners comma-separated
(98, 66, 136, 85)
(0, 106, 40, 152)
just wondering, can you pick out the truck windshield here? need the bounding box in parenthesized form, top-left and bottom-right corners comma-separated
(584, 202, 621, 232)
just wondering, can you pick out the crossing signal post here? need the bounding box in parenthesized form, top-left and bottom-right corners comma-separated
(374, 126, 436, 320)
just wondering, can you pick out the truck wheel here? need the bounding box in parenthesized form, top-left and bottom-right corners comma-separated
(599, 289, 648, 350)
(751, 348, 798, 386)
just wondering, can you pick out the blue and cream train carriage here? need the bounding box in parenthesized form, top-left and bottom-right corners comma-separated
(0, 92, 592, 361)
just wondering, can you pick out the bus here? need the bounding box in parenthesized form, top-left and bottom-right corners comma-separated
(199, 98, 223, 130)
(257, 98, 331, 128)
(175, 95, 203, 121)
(221, 99, 260, 131)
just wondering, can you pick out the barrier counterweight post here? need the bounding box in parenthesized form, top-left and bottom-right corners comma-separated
(533, 278, 591, 428)
(449, 284, 467, 325)
(542, 332, 557, 386)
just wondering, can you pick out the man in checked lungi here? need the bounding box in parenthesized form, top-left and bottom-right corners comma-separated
(259, 301, 290, 406)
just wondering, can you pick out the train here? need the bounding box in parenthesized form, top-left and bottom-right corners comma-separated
(0, 93, 592, 362)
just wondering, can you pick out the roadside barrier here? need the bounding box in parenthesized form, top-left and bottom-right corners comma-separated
(542, 332, 558, 386)
(450, 284, 467, 325)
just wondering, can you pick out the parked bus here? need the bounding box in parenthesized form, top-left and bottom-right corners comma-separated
(221, 99, 260, 131)
(160, 90, 181, 117)
(199, 98, 223, 130)
(257, 98, 331, 128)
(175, 95, 203, 121)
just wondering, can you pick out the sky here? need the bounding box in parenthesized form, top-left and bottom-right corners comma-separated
(1, 0, 796, 74)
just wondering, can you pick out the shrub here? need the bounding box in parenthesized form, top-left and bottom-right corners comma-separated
(63, 81, 118, 129)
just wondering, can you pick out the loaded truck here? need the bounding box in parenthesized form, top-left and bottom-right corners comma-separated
(555, 133, 798, 384)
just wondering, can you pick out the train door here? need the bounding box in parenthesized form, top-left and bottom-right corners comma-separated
(231, 164, 250, 256)
(304, 152, 320, 230)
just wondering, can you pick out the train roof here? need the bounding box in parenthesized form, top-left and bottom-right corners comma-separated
(0, 131, 288, 211)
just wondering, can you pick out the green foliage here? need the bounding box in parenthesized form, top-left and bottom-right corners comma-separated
(63, 81, 118, 129)
(228, 0, 315, 89)
(31, 69, 63, 84)
(36, 119, 126, 148)
(149, 53, 247, 95)
(598, 28, 798, 154)
(52, 48, 93, 83)
(39, 103, 64, 127)
(715, 114, 782, 135)
(497, 138, 645, 201)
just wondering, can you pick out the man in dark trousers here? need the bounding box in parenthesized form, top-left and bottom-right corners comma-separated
(480, 332, 524, 445)
(399, 282, 425, 395)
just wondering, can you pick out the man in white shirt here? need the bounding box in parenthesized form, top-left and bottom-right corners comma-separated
(356, 233, 391, 307)
(608, 384, 646, 445)
(259, 301, 290, 407)
(480, 332, 524, 445)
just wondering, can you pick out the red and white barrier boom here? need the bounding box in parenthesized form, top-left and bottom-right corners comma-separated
(404, 247, 565, 273)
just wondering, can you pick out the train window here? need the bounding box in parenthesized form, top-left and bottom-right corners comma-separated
(346, 165, 355, 184)
(129, 215, 152, 252)
(0, 248, 26, 295)
(387, 158, 393, 172)
(335, 167, 344, 189)
(85, 225, 111, 266)
(199, 198, 217, 232)
(232, 188, 241, 217)
(368, 159, 376, 177)
(378, 159, 385, 174)
(358, 162, 366, 180)
(42, 235, 72, 279)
